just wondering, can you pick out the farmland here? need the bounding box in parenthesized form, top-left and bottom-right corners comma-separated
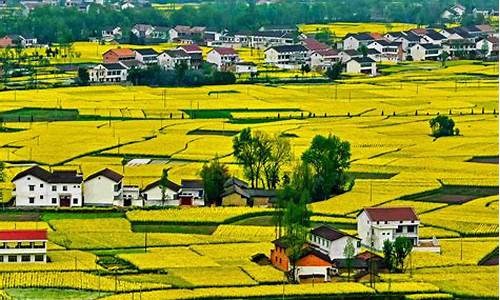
(0, 57, 497, 299)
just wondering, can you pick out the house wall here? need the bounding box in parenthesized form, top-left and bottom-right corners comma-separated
(253, 196, 270, 207)
(206, 51, 222, 69)
(328, 236, 360, 259)
(221, 193, 247, 206)
(13, 176, 82, 207)
(343, 36, 359, 50)
(410, 45, 426, 61)
(103, 52, 119, 63)
(142, 185, 177, 206)
(83, 176, 121, 206)
(235, 64, 257, 74)
(270, 245, 289, 271)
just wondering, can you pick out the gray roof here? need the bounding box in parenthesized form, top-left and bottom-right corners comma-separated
(102, 63, 127, 70)
(350, 56, 376, 63)
(12, 166, 82, 184)
(266, 44, 308, 53)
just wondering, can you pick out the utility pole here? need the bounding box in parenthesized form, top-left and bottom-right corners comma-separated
(370, 182, 373, 202)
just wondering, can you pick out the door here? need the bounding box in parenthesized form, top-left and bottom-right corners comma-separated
(179, 196, 193, 206)
(123, 198, 132, 207)
(59, 195, 70, 207)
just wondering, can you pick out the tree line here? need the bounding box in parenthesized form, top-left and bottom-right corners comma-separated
(2, 0, 497, 44)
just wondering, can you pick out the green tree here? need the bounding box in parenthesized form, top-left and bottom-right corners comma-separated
(343, 238, 355, 282)
(77, 68, 89, 85)
(315, 28, 333, 45)
(429, 115, 457, 137)
(393, 237, 413, 272)
(263, 134, 291, 189)
(383, 239, 395, 272)
(200, 156, 229, 206)
(358, 45, 368, 57)
(326, 62, 343, 80)
(158, 168, 170, 206)
(301, 134, 352, 200)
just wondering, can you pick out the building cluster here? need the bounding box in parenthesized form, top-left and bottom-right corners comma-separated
(9, 0, 149, 15)
(272, 207, 439, 282)
(11, 167, 277, 208)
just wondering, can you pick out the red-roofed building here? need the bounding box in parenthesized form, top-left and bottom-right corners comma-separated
(0, 229, 48, 263)
(206, 47, 240, 70)
(103, 48, 136, 63)
(301, 37, 330, 51)
(357, 207, 420, 250)
(177, 44, 203, 69)
(369, 33, 384, 40)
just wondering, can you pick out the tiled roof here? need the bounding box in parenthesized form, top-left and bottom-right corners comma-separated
(178, 44, 202, 53)
(181, 179, 204, 189)
(163, 49, 191, 58)
(311, 225, 360, 241)
(104, 48, 135, 57)
(142, 179, 181, 193)
(0, 230, 47, 241)
(363, 207, 419, 222)
(211, 47, 238, 55)
(102, 63, 127, 70)
(134, 48, 158, 56)
(12, 166, 52, 182)
(85, 168, 123, 183)
(266, 44, 308, 53)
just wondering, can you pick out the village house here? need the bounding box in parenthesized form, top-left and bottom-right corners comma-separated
(88, 63, 128, 83)
(131, 24, 155, 39)
(357, 207, 420, 251)
(177, 44, 204, 69)
(178, 179, 205, 206)
(83, 169, 123, 206)
(271, 225, 361, 282)
(12, 166, 83, 207)
(206, 47, 240, 71)
(123, 185, 142, 206)
(102, 48, 136, 63)
(141, 179, 181, 206)
(134, 48, 158, 65)
(476, 36, 499, 57)
(301, 37, 330, 52)
(410, 43, 443, 61)
(0, 230, 48, 263)
(342, 32, 376, 50)
(169, 25, 206, 43)
(338, 49, 362, 63)
(442, 39, 477, 58)
(221, 177, 276, 207)
(421, 30, 447, 45)
(0, 35, 37, 48)
(233, 61, 258, 74)
(384, 31, 422, 53)
(235, 31, 294, 49)
(345, 57, 377, 75)
(157, 49, 191, 70)
(441, 4, 466, 21)
(264, 44, 308, 69)
(367, 40, 403, 62)
(309, 48, 340, 70)
(101, 26, 122, 42)
(441, 27, 475, 41)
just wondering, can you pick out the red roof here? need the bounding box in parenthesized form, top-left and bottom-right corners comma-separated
(179, 44, 202, 53)
(302, 38, 330, 51)
(212, 47, 238, 55)
(410, 28, 428, 35)
(0, 230, 48, 241)
(104, 48, 135, 58)
(363, 207, 419, 222)
(370, 33, 384, 40)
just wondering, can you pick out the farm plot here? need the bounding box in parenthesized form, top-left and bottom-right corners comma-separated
(0, 250, 100, 272)
(190, 242, 272, 266)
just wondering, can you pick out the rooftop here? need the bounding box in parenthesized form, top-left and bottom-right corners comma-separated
(363, 207, 419, 222)
(85, 168, 123, 183)
(0, 230, 48, 241)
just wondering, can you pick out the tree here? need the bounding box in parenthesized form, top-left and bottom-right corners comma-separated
(200, 156, 229, 206)
(263, 134, 291, 189)
(358, 45, 368, 57)
(382, 239, 395, 272)
(393, 237, 413, 272)
(429, 115, 457, 137)
(300, 64, 311, 76)
(301, 134, 352, 200)
(158, 168, 170, 206)
(343, 238, 355, 282)
(315, 28, 333, 45)
(77, 68, 89, 85)
(326, 62, 343, 80)
(439, 51, 449, 67)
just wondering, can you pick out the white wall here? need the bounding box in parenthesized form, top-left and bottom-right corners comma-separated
(206, 51, 222, 68)
(142, 185, 178, 206)
(328, 236, 360, 259)
(14, 176, 82, 207)
(83, 176, 121, 206)
(343, 36, 359, 50)
(410, 45, 426, 61)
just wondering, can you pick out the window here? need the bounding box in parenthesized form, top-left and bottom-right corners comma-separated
(357, 241, 361, 247)
(73, 198, 78, 204)
(21, 255, 30, 262)
(52, 185, 57, 191)
(29, 185, 35, 191)
(63, 186, 67, 191)
(29, 197, 35, 204)
(39, 183, 43, 188)
(39, 195, 43, 200)
(8, 255, 17, 262)
(34, 255, 44, 262)
(385, 221, 388, 224)
(27, 177, 31, 180)
(396, 226, 403, 233)
(408, 226, 415, 233)
(51, 198, 57, 204)
(0, 256, 3, 262)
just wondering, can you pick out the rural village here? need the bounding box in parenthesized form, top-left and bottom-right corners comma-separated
(0, 0, 498, 299)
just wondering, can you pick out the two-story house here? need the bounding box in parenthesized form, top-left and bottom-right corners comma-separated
(206, 47, 240, 71)
(367, 40, 403, 62)
(12, 166, 83, 207)
(157, 49, 191, 70)
(343, 32, 376, 50)
(0, 230, 48, 263)
(101, 26, 122, 42)
(83, 168, 123, 206)
(134, 48, 158, 65)
(345, 57, 377, 75)
(102, 48, 136, 64)
(264, 44, 309, 69)
(88, 63, 128, 83)
(178, 179, 204, 206)
(357, 207, 420, 250)
(177, 44, 204, 69)
(141, 179, 181, 206)
(410, 43, 443, 61)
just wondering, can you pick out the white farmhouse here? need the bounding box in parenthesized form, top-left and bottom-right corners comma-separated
(206, 47, 240, 71)
(338, 50, 362, 63)
(12, 166, 83, 207)
(476, 36, 499, 57)
(264, 44, 309, 69)
(357, 207, 420, 251)
(367, 40, 403, 62)
(178, 179, 205, 206)
(101, 26, 122, 42)
(134, 48, 158, 65)
(342, 32, 376, 50)
(88, 63, 128, 83)
(158, 49, 191, 70)
(421, 30, 447, 45)
(309, 225, 361, 260)
(345, 57, 377, 75)
(234, 61, 258, 74)
(83, 169, 123, 207)
(0, 230, 48, 263)
(310, 48, 340, 70)
(410, 43, 442, 61)
(141, 179, 181, 206)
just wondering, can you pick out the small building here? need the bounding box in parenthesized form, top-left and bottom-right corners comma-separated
(345, 57, 376, 75)
(0, 230, 48, 263)
(206, 47, 240, 70)
(88, 63, 128, 83)
(264, 44, 309, 69)
(12, 166, 83, 207)
(131, 24, 155, 39)
(101, 26, 122, 42)
(102, 48, 136, 63)
(421, 30, 447, 45)
(158, 49, 192, 70)
(410, 43, 442, 61)
(357, 207, 420, 251)
(177, 44, 204, 69)
(234, 61, 257, 74)
(367, 40, 403, 62)
(123, 185, 142, 206)
(169, 25, 206, 43)
(342, 32, 376, 50)
(141, 179, 181, 206)
(338, 49, 362, 63)
(309, 225, 361, 260)
(221, 178, 276, 207)
(442, 39, 477, 58)
(476, 36, 499, 57)
(178, 179, 204, 206)
(235, 31, 294, 49)
(134, 48, 158, 65)
(310, 48, 340, 70)
(83, 169, 123, 207)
